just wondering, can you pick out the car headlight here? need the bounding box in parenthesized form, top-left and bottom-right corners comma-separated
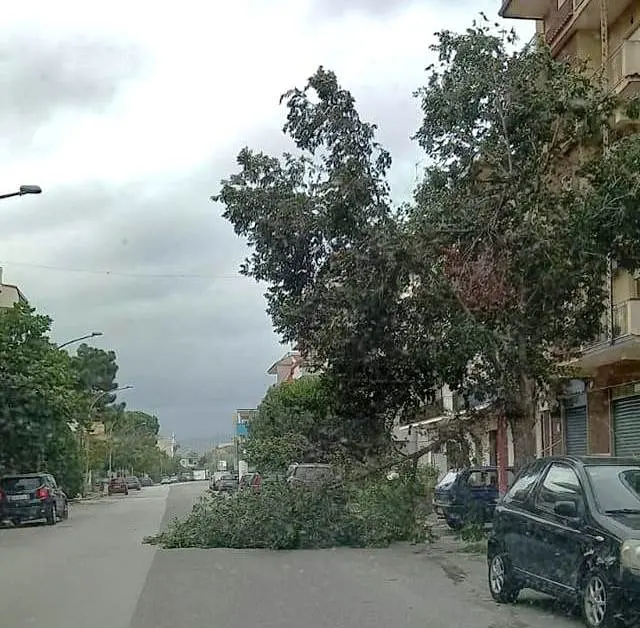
(621, 540, 640, 573)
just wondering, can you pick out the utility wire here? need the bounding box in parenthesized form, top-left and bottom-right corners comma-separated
(0, 260, 243, 280)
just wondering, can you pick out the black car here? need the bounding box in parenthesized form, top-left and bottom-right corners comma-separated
(488, 455, 640, 628)
(433, 466, 514, 529)
(0, 473, 69, 526)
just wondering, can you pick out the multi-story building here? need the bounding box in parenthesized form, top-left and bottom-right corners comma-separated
(267, 349, 317, 384)
(0, 268, 27, 308)
(500, 0, 640, 457)
(157, 434, 177, 458)
(393, 385, 516, 478)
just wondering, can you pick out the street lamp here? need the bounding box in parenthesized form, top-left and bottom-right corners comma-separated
(88, 385, 134, 477)
(58, 331, 103, 350)
(0, 185, 42, 200)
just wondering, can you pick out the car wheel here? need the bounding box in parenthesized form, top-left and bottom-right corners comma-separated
(488, 552, 520, 603)
(582, 569, 619, 628)
(11, 518, 21, 527)
(46, 504, 57, 526)
(445, 515, 464, 531)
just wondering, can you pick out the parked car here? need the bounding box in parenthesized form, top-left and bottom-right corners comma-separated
(0, 473, 69, 526)
(125, 476, 142, 491)
(239, 472, 262, 492)
(433, 466, 515, 530)
(211, 473, 238, 492)
(286, 463, 337, 488)
(160, 476, 171, 485)
(139, 476, 154, 487)
(488, 455, 640, 628)
(108, 477, 129, 495)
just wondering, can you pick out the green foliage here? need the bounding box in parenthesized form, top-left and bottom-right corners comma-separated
(146, 466, 437, 550)
(0, 304, 86, 482)
(215, 68, 438, 460)
(455, 522, 487, 543)
(246, 377, 343, 470)
(72, 343, 120, 412)
(217, 17, 640, 464)
(108, 410, 164, 475)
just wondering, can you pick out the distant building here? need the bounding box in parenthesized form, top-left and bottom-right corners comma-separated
(267, 350, 317, 384)
(0, 268, 27, 308)
(157, 433, 176, 458)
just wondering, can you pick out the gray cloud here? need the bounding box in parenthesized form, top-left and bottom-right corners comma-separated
(309, 0, 420, 19)
(0, 56, 433, 440)
(0, 33, 144, 149)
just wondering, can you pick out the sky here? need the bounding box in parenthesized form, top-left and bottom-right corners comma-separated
(1, 1, 534, 442)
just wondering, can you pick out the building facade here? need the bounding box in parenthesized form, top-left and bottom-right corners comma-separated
(0, 268, 27, 308)
(500, 0, 640, 457)
(392, 385, 516, 478)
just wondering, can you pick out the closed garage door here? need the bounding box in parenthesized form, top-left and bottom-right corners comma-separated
(565, 406, 588, 455)
(613, 395, 640, 457)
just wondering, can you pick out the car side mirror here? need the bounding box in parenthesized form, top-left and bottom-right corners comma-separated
(554, 500, 578, 519)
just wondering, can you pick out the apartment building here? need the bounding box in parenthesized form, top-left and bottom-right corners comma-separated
(500, 0, 640, 457)
(0, 268, 27, 308)
(267, 349, 318, 384)
(393, 385, 516, 478)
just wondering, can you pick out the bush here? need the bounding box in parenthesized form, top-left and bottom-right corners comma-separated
(145, 466, 437, 550)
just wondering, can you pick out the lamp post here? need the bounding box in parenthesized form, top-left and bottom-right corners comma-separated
(0, 185, 42, 200)
(58, 331, 103, 350)
(85, 385, 133, 487)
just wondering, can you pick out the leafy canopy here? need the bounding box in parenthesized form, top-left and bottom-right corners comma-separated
(245, 376, 343, 470)
(0, 303, 86, 492)
(217, 19, 640, 463)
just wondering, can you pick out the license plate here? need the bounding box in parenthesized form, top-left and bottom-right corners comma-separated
(8, 494, 29, 501)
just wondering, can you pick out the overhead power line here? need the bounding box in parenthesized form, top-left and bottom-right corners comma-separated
(0, 260, 244, 281)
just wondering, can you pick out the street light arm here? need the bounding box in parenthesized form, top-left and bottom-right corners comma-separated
(59, 331, 103, 350)
(89, 385, 133, 412)
(0, 185, 42, 201)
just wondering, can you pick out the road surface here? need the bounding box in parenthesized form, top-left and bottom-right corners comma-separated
(0, 481, 581, 628)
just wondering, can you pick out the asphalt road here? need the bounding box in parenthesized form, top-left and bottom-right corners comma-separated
(0, 481, 582, 628)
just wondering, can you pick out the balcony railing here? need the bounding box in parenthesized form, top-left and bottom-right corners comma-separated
(590, 299, 639, 347)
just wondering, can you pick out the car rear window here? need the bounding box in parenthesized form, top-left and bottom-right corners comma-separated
(1, 477, 43, 492)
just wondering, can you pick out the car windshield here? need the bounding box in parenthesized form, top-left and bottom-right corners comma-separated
(127, 477, 138, 482)
(586, 465, 640, 512)
(436, 471, 459, 489)
(0, 477, 42, 492)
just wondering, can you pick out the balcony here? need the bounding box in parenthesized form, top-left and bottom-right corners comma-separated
(500, 0, 548, 19)
(568, 299, 640, 373)
(533, 0, 630, 49)
(610, 40, 640, 98)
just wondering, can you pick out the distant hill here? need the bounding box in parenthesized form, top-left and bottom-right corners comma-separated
(175, 435, 234, 455)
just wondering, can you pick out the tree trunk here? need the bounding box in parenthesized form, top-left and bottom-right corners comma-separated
(509, 345, 539, 468)
(510, 416, 537, 467)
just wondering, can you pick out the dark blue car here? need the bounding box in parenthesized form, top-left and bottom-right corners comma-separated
(433, 466, 514, 529)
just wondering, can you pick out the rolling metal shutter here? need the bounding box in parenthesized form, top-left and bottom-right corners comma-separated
(565, 406, 588, 456)
(613, 395, 640, 457)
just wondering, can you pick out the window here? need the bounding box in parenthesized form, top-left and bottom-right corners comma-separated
(504, 463, 542, 503)
(586, 465, 640, 512)
(536, 463, 583, 512)
(468, 470, 498, 487)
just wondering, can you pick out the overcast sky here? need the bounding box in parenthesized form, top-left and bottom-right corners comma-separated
(1, 1, 533, 441)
